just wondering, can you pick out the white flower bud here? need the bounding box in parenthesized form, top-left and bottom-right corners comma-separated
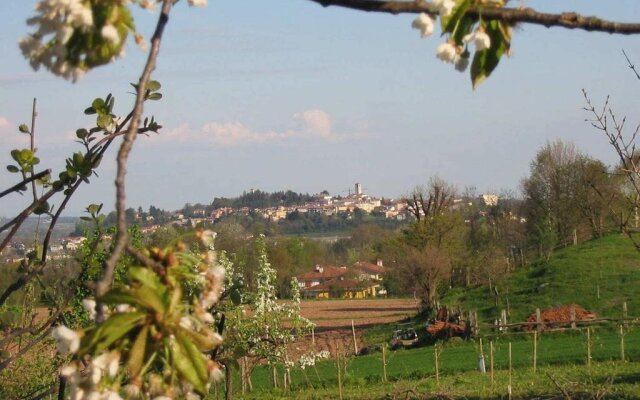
(411, 13, 434, 38)
(52, 325, 80, 354)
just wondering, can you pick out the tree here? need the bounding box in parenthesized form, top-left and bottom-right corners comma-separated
(522, 140, 623, 257)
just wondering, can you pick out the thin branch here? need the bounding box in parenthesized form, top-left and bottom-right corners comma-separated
(623, 49, 640, 81)
(97, 0, 174, 299)
(307, 1, 640, 35)
(0, 169, 51, 199)
(30, 98, 38, 203)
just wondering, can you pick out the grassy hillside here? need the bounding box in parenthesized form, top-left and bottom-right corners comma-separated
(443, 233, 640, 324)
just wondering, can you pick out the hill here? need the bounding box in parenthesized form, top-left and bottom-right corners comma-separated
(442, 233, 640, 324)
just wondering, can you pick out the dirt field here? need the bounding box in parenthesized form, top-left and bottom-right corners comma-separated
(293, 298, 419, 357)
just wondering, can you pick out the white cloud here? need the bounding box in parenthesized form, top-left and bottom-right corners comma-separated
(0, 116, 10, 129)
(154, 109, 352, 147)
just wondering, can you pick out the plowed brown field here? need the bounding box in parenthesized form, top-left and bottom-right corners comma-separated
(292, 298, 419, 357)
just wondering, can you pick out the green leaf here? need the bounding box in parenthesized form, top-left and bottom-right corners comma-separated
(6, 165, 19, 173)
(147, 80, 161, 92)
(451, 14, 476, 45)
(146, 92, 162, 101)
(33, 201, 50, 215)
(127, 324, 148, 377)
(177, 331, 209, 384)
(441, 0, 471, 34)
(84, 107, 96, 115)
(130, 286, 167, 314)
(129, 266, 165, 294)
(97, 114, 112, 129)
(92, 98, 107, 113)
(99, 289, 139, 306)
(18, 124, 30, 134)
(76, 129, 89, 139)
(80, 311, 145, 354)
(170, 336, 207, 395)
(470, 20, 510, 89)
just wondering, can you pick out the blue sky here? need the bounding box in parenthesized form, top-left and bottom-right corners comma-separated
(1, 0, 640, 216)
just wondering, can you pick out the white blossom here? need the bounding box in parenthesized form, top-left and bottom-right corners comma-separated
(52, 325, 80, 354)
(102, 391, 123, 400)
(463, 29, 491, 51)
(432, 0, 456, 18)
(101, 24, 120, 45)
(411, 13, 434, 38)
(83, 298, 97, 320)
(187, 0, 208, 7)
(436, 42, 458, 63)
(92, 351, 121, 382)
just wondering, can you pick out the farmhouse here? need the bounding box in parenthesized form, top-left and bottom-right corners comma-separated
(297, 261, 385, 299)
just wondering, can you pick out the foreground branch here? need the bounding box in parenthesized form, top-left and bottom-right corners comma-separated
(308, 0, 640, 35)
(97, 0, 174, 299)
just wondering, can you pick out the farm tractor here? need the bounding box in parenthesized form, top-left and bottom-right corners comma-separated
(425, 306, 473, 341)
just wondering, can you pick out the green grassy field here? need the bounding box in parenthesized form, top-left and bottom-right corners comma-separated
(443, 233, 640, 324)
(217, 234, 640, 399)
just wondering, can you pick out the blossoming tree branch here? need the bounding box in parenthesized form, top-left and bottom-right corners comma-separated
(306, 0, 640, 87)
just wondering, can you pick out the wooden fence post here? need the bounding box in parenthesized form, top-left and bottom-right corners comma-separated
(623, 302, 628, 320)
(336, 345, 343, 400)
(536, 308, 542, 332)
(382, 344, 388, 383)
(596, 284, 600, 299)
(312, 326, 315, 347)
(490, 341, 494, 385)
(351, 320, 358, 355)
(533, 330, 537, 373)
(508, 342, 513, 400)
(473, 311, 479, 336)
(587, 327, 592, 370)
(501, 309, 507, 332)
(435, 344, 440, 386)
(620, 325, 626, 362)
(570, 306, 576, 329)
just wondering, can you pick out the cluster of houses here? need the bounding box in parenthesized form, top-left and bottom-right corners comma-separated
(296, 259, 387, 299)
(175, 183, 410, 227)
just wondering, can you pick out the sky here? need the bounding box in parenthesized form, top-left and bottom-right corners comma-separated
(1, 0, 640, 217)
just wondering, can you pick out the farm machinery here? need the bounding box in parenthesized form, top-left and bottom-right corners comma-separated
(425, 306, 473, 341)
(389, 323, 419, 349)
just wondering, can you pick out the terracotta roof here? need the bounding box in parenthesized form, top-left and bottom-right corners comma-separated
(296, 265, 347, 281)
(353, 261, 385, 275)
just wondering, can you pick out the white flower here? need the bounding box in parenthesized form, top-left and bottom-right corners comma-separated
(436, 42, 458, 63)
(92, 352, 121, 379)
(85, 392, 101, 400)
(152, 397, 173, 400)
(454, 55, 469, 72)
(52, 325, 80, 354)
(56, 25, 74, 44)
(70, 386, 85, 400)
(463, 29, 491, 51)
(432, 0, 456, 18)
(187, 0, 207, 6)
(411, 13, 434, 38)
(102, 391, 123, 400)
(83, 298, 97, 320)
(116, 304, 132, 313)
(180, 316, 196, 330)
(101, 24, 120, 45)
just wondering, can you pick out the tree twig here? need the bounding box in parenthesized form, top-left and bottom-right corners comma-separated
(307, 1, 640, 35)
(0, 169, 51, 199)
(97, 0, 174, 301)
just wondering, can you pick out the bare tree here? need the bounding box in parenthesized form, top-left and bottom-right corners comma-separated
(405, 177, 456, 222)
